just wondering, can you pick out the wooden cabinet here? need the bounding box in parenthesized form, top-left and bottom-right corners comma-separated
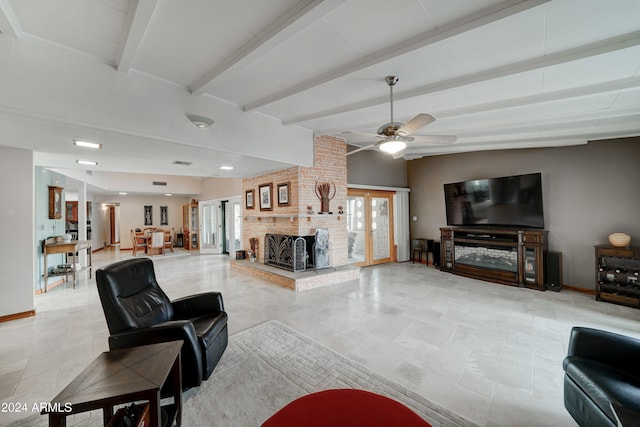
(440, 227, 547, 290)
(183, 203, 199, 250)
(595, 244, 640, 308)
(66, 201, 78, 222)
(48, 186, 63, 219)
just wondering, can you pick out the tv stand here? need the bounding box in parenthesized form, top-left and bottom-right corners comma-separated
(440, 227, 548, 290)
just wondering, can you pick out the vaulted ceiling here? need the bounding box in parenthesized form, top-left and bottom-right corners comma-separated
(0, 0, 638, 184)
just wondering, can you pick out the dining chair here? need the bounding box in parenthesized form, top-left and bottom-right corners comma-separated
(131, 229, 147, 256)
(164, 228, 174, 253)
(148, 231, 165, 256)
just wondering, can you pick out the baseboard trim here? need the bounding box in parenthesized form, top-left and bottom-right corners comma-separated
(563, 285, 596, 295)
(34, 278, 66, 295)
(0, 309, 35, 322)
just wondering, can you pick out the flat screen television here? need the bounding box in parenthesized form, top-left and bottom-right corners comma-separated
(443, 172, 544, 228)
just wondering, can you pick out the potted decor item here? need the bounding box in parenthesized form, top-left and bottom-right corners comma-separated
(609, 232, 631, 247)
(315, 179, 336, 214)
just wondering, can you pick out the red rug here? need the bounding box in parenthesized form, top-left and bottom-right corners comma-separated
(261, 389, 432, 427)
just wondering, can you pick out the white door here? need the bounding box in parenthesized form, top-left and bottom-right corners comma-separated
(200, 200, 221, 254)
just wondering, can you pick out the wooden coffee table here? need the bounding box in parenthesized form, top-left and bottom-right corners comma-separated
(43, 340, 183, 427)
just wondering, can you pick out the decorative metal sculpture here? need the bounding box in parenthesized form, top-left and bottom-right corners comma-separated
(315, 179, 336, 213)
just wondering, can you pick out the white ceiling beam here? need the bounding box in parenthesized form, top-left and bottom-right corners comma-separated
(349, 107, 640, 151)
(0, 0, 22, 39)
(458, 124, 640, 146)
(189, 0, 345, 96)
(403, 123, 640, 158)
(285, 30, 640, 124)
(116, 0, 158, 73)
(321, 76, 640, 134)
(403, 137, 589, 159)
(243, 0, 551, 111)
(448, 108, 640, 137)
(436, 76, 640, 120)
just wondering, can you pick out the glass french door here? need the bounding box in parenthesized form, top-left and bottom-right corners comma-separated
(200, 201, 220, 253)
(221, 197, 242, 254)
(229, 197, 242, 253)
(347, 189, 395, 266)
(200, 196, 242, 255)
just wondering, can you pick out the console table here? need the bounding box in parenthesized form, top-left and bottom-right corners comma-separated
(440, 227, 547, 290)
(43, 240, 92, 292)
(43, 341, 183, 427)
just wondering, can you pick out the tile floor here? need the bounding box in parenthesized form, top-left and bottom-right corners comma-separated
(1, 248, 639, 426)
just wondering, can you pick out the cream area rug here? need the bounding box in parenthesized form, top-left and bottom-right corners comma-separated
(7, 321, 477, 427)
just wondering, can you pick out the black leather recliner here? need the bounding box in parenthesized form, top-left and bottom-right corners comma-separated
(96, 258, 228, 390)
(563, 326, 640, 427)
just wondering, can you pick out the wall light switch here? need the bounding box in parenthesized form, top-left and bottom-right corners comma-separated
(412, 216, 418, 221)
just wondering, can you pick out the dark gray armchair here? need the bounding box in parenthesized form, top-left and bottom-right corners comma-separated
(96, 258, 228, 390)
(563, 326, 640, 427)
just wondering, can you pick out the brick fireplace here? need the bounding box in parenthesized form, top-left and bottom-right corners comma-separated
(236, 135, 358, 290)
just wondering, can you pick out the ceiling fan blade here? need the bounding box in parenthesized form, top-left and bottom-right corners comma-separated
(341, 131, 384, 140)
(396, 113, 435, 136)
(410, 135, 457, 144)
(347, 143, 377, 156)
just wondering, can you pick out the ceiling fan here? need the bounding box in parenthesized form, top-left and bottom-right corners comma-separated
(344, 76, 456, 157)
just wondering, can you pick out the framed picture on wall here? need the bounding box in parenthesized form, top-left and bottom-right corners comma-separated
(48, 186, 63, 219)
(277, 182, 290, 206)
(160, 206, 168, 225)
(245, 189, 255, 209)
(259, 183, 273, 211)
(144, 205, 152, 225)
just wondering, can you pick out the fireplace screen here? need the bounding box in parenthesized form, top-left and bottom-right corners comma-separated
(265, 234, 313, 272)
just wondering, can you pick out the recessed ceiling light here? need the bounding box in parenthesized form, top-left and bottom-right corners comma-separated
(219, 165, 235, 170)
(76, 160, 98, 166)
(119, 192, 127, 195)
(165, 193, 173, 197)
(73, 140, 102, 149)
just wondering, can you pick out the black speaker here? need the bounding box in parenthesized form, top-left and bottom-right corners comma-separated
(545, 251, 563, 291)
(432, 241, 441, 267)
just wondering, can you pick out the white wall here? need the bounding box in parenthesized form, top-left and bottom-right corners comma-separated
(201, 177, 242, 200)
(0, 147, 34, 317)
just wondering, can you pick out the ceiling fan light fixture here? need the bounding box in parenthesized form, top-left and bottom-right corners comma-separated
(379, 137, 406, 154)
(186, 114, 214, 128)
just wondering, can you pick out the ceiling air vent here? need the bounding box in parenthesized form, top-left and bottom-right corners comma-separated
(173, 160, 193, 166)
(152, 181, 167, 186)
